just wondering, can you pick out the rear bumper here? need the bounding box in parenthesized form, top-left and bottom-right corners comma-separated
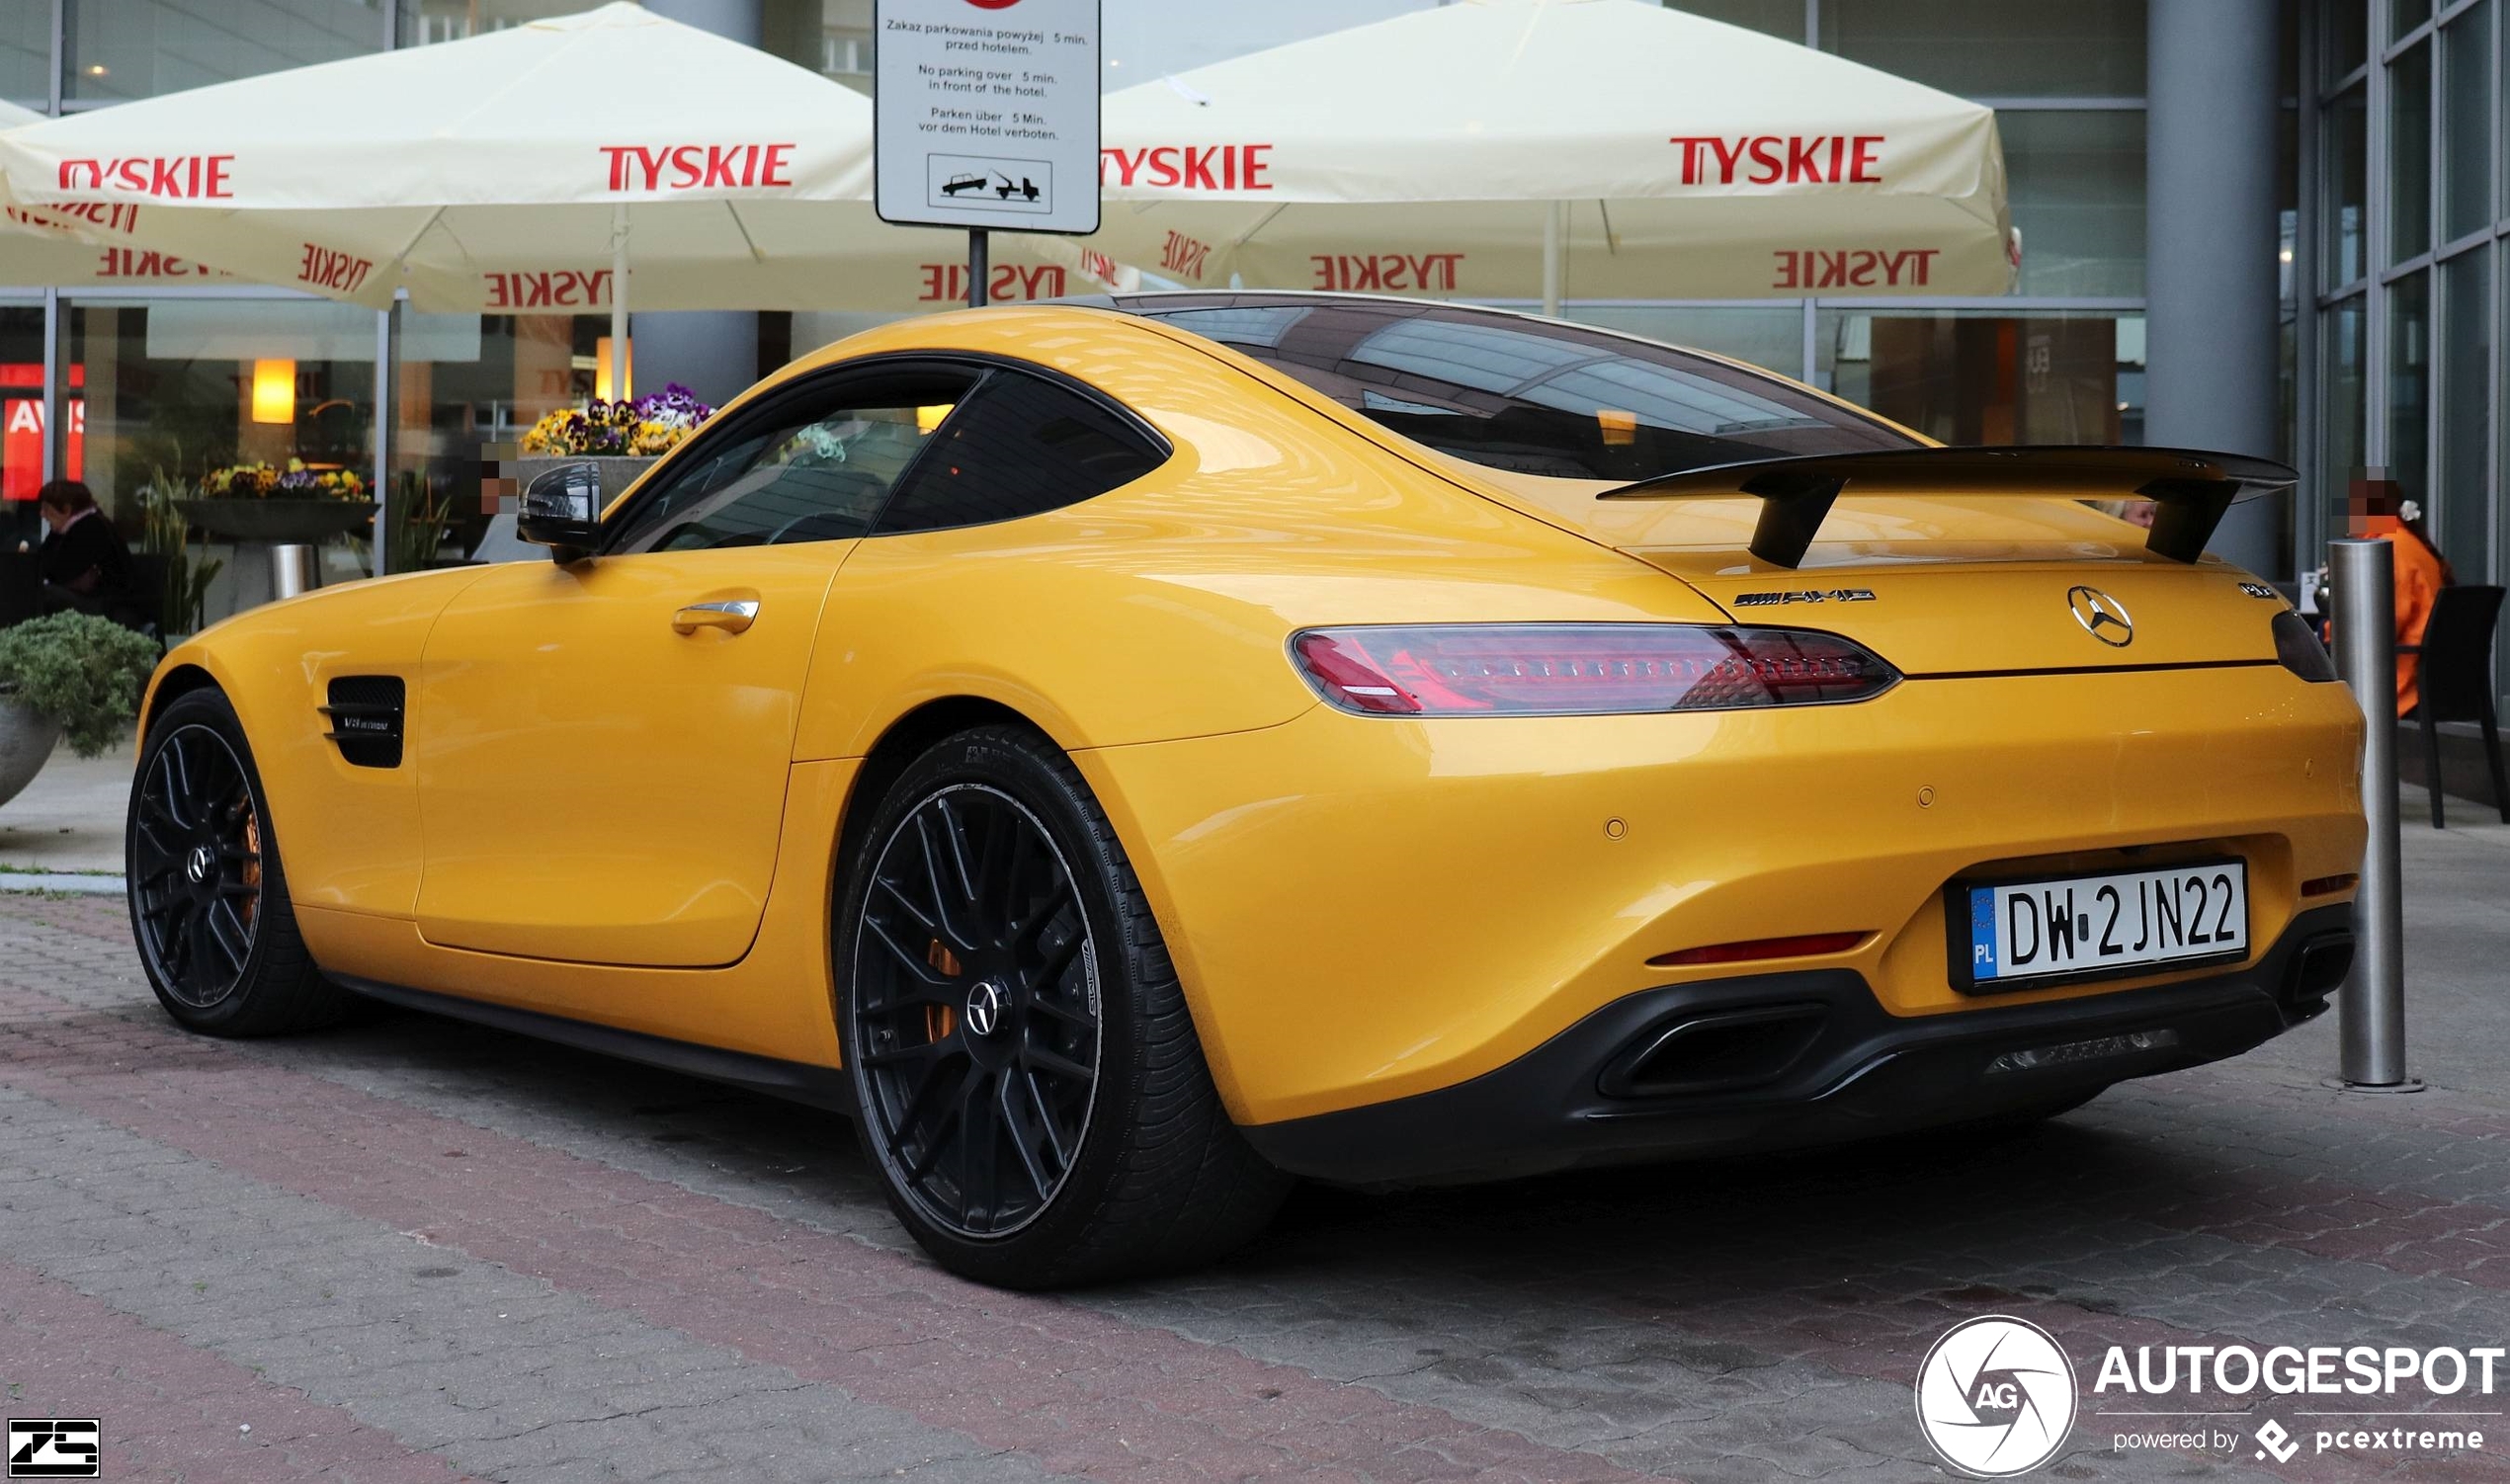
(1087, 665, 2364, 1128)
(1240, 904, 2354, 1188)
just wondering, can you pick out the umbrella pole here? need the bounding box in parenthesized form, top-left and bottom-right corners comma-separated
(1541, 201, 1563, 318)
(611, 205, 630, 401)
(967, 228, 989, 308)
(373, 301, 396, 576)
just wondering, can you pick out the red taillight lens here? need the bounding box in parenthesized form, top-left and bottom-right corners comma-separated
(1648, 932, 1872, 967)
(1289, 624, 1898, 716)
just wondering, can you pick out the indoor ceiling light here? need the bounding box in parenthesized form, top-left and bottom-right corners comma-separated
(596, 336, 631, 402)
(250, 359, 295, 425)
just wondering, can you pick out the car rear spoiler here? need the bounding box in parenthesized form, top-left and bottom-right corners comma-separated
(1597, 446, 2298, 568)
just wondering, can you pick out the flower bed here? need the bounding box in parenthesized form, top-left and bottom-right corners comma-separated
(522, 384, 715, 457)
(202, 458, 371, 502)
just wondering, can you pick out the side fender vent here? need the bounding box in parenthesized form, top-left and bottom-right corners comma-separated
(321, 676, 405, 769)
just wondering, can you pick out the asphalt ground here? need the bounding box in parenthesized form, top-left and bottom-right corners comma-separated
(0, 793, 2502, 1482)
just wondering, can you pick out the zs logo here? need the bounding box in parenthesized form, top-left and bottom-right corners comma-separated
(7, 1419, 100, 1478)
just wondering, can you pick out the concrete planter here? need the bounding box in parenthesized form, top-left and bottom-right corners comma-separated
(177, 498, 378, 544)
(0, 694, 62, 810)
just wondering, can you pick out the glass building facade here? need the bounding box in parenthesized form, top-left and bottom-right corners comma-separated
(2301, 0, 2503, 618)
(6, 0, 2494, 699)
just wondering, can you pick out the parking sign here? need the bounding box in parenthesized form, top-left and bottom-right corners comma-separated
(875, 0, 1102, 236)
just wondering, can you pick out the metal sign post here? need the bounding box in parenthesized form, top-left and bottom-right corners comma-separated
(873, 0, 1103, 307)
(2328, 537, 2418, 1092)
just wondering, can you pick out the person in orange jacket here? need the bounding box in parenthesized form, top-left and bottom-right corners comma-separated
(2341, 477, 2453, 716)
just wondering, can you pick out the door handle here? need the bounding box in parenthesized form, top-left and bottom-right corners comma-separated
(672, 599, 759, 635)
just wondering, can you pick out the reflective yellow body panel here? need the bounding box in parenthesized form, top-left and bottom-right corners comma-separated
(413, 545, 843, 966)
(1086, 666, 2361, 1123)
(140, 303, 2366, 1136)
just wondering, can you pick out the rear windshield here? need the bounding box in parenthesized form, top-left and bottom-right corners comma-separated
(1117, 295, 1916, 482)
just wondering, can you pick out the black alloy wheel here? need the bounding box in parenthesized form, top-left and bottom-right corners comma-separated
(850, 782, 1102, 1239)
(836, 725, 1288, 1287)
(130, 722, 264, 1010)
(126, 688, 348, 1036)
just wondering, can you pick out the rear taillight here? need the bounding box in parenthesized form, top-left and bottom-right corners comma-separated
(1288, 624, 1899, 716)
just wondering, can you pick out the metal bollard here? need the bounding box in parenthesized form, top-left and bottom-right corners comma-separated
(269, 543, 321, 601)
(2328, 538, 2416, 1091)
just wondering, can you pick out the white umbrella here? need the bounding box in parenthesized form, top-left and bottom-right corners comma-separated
(0, 4, 1129, 362)
(0, 101, 234, 289)
(1069, 0, 2014, 310)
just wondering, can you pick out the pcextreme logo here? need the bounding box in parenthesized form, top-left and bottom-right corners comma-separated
(1915, 1317, 2079, 1477)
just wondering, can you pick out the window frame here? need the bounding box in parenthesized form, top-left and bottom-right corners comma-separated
(595, 352, 1172, 557)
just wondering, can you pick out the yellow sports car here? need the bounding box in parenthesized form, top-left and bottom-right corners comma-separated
(126, 293, 2366, 1287)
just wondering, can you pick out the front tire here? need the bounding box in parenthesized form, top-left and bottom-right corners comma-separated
(126, 688, 349, 1036)
(836, 724, 1288, 1287)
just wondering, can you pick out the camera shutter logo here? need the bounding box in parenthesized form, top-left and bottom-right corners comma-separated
(1914, 1317, 2078, 1477)
(7, 1419, 100, 1479)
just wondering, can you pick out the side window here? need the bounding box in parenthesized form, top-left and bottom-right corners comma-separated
(872, 369, 1166, 536)
(607, 371, 974, 555)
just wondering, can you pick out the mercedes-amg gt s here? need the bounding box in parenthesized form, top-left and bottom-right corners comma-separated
(126, 293, 2365, 1287)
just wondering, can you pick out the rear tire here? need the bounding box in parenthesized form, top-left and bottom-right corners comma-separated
(836, 723, 1289, 1287)
(126, 688, 350, 1036)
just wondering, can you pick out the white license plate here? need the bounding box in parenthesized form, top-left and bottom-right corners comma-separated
(1962, 861, 2248, 989)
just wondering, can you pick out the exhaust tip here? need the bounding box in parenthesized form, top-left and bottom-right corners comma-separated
(2288, 933, 2355, 1006)
(1600, 1004, 1829, 1099)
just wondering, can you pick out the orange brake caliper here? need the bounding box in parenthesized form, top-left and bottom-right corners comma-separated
(923, 941, 962, 1041)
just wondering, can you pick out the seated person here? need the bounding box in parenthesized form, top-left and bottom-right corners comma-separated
(35, 479, 135, 618)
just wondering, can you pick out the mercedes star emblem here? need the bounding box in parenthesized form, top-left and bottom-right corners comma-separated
(963, 981, 1006, 1038)
(2064, 585, 2134, 647)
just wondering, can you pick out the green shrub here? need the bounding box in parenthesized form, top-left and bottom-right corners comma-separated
(0, 613, 162, 757)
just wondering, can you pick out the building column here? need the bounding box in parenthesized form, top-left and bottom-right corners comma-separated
(2144, 0, 2283, 576)
(627, 0, 764, 408)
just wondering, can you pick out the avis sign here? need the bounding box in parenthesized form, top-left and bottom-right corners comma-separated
(875, 0, 1102, 236)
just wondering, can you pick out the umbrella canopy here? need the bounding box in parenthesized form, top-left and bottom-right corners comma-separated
(1071, 0, 2014, 305)
(0, 100, 234, 289)
(0, 4, 1128, 314)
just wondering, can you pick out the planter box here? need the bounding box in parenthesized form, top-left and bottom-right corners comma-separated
(177, 498, 376, 544)
(0, 695, 60, 809)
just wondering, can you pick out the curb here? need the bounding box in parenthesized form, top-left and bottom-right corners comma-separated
(0, 874, 126, 896)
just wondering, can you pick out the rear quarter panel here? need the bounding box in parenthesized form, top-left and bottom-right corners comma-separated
(788, 308, 1732, 759)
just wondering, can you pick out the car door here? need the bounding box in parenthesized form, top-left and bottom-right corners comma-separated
(413, 363, 976, 967)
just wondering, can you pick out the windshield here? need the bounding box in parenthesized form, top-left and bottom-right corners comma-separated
(1115, 295, 1917, 482)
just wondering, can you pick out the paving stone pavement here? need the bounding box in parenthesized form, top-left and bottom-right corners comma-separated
(3, 875, 2509, 1482)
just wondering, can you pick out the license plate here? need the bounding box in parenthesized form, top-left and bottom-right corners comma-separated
(1957, 860, 2248, 991)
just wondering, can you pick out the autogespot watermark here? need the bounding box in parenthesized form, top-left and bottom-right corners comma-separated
(1916, 1319, 2504, 1476)
(1916, 1316, 2079, 1476)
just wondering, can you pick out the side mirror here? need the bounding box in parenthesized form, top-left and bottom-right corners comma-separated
(519, 462, 602, 563)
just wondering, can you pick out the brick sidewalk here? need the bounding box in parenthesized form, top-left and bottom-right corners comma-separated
(6, 890, 2510, 1481)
